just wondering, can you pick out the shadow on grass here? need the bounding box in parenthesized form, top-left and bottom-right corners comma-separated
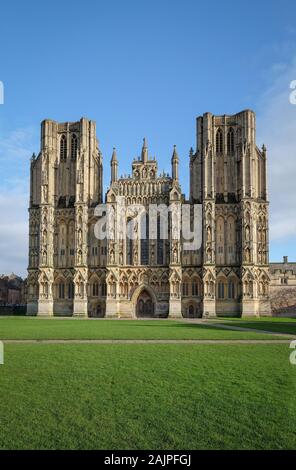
(110, 321, 232, 332)
(222, 320, 296, 334)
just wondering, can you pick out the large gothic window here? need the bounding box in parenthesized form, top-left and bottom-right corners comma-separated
(157, 216, 164, 265)
(71, 134, 78, 160)
(60, 134, 67, 161)
(216, 128, 223, 154)
(141, 213, 149, 265)
(227, 128, 234, 154)
(126, 218, 133, 265)
(126, 237, 133, 265)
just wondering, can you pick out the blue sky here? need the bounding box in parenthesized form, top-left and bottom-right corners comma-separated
(0, 0, 296, 276)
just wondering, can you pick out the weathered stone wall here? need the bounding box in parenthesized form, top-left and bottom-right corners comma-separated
(270, 257, 296, 316)
(270, 286, 296, 316)
(0, 274, 26, 305)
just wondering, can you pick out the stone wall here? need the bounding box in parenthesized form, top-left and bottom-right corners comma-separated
(270, 286, 296, 316)
(0, 274, 26, 305)
(270, 257, 296, 316)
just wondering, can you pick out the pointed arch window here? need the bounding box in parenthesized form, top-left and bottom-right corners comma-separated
(227, 128, 234, 154)
(101, 282, 107, 296)
(68, 282, 74, 299)
(71, 134, 78, 160)
(182, 281, 189, 296)
(192, 281, 199, 296)
(157, 216, 164, 265)
(126, 218, 133, 265)
(216, 128, 223, 154)
(58, 282, 65, 299)
(141, 212, 149, 265)
(218, 281, 225, 299)
(60, 134, 67, 161)
(228, 280, 235, 299)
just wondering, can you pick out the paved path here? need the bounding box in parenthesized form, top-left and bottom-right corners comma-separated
(2, 339, 292, 344)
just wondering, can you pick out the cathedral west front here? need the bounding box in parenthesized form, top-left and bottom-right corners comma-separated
(27, 110, 271, 318)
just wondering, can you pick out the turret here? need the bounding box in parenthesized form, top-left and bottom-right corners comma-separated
(262, 144, 268, 200)
(171, 145, 179, 181)
(111, 147, 118, 183)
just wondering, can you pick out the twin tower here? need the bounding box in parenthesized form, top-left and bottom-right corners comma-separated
(27, 110, 270, 318)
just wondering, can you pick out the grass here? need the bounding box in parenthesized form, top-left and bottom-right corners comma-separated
(216, 317, 296, 336)
(0, 317, 288, 340)
(0, 343, 295, 450)
(218, 317, 296, 322)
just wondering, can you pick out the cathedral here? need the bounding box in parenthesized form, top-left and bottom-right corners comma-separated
(27, 110, 271, 318)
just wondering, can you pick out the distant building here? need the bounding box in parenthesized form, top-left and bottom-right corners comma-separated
(0, 274, 26, 305)
(270, 257, 296, 315)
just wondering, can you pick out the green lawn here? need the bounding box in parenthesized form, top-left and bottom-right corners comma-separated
(218, 317, 296, 322)
(216, 317, 296, 336)
(0, 317, 288, 340)
(0, 343, 295, 450)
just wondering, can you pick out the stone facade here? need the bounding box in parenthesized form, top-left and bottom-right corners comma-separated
(270, 257, 296, 315)
(27, 110, 271, 317)
(0, 274, 26, 305)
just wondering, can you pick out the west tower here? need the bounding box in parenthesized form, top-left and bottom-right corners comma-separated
(27, 118, 104, 316)
(189, 110, 270, 316)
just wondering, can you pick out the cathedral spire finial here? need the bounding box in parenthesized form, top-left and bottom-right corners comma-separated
(171, 145, 179, 181)
(142, 137, 148, 163)
(111, 147, 117, 162)
(111, 147, 118, 183)
(172, 144, 179, 162)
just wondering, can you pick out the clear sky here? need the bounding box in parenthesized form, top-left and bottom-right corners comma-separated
(0, 0, 296, 276)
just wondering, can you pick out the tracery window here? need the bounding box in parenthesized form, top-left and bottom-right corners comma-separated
(71, 134, 78, 160)
(60, 134, 67, 161)
(216, 128, 223, 154)
(218, 281, 225, 299)
(227, 128, 234, 154)
(58, 282, 65, 299)
(141, 213, 149, 265)
(228, 281, 235, 299)
(157, 216, 164, 265)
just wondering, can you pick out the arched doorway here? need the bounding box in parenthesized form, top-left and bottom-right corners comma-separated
(136, 289, 155, 318)
(188, 305, 195, 318)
